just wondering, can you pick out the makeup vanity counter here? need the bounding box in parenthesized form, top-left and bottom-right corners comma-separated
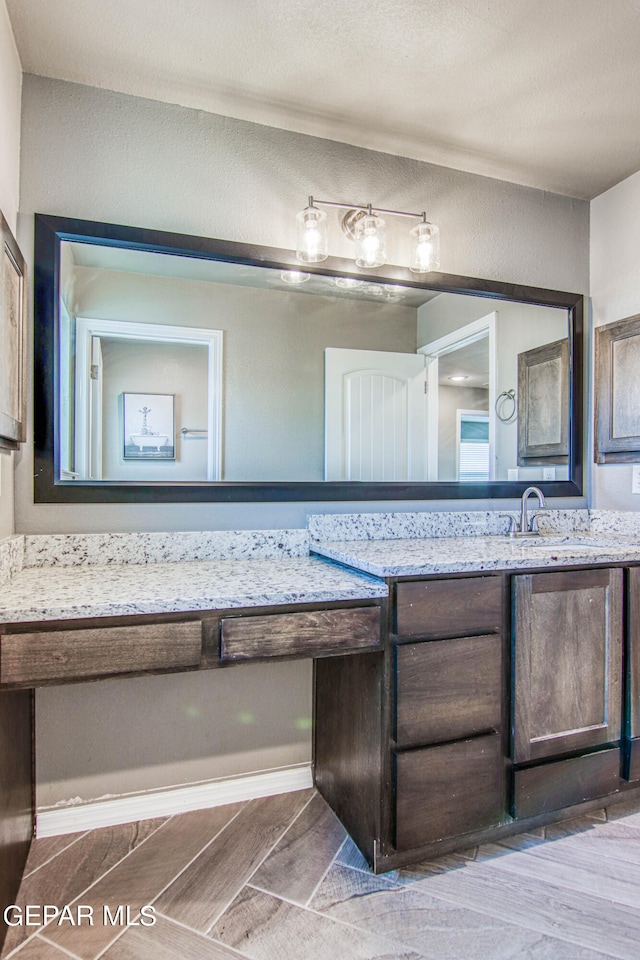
(0, 532, 387, 688)
(0, 553, 387, 624)
(0, 528, 387, 939)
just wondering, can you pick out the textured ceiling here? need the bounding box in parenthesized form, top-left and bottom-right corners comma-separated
(7, 0, 640, 199)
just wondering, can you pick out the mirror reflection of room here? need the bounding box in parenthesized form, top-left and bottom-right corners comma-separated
(58, 240, 569, 484)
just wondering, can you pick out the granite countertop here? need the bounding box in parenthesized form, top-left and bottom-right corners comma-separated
(312, 533, 640, 578)
(0, 555, 387, 623)
(5, 511, 640, 622)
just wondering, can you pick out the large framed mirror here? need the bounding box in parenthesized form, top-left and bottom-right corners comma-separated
(34, 214, 584, 503)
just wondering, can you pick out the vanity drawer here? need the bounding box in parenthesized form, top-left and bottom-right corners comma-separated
(394, 733, 503, 850)
(395, 634, 502, 747)
(220, 606, 381, 661)
(512, 748, 620, 819)
(0, 621, 203, 685)
(395, 576, 503, 638)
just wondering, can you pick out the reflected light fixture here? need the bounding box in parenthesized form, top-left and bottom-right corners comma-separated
(280, 270, 310, 284)
(295, 197, 440, 272)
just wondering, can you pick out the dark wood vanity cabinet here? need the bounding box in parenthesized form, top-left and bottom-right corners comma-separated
(391, 576, 505, 851)
(512, 568, 623, 818)
(314, 564, 640, 873)
(314, 573, 507, 869)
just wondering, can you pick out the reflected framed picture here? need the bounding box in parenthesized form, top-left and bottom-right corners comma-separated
(122, 392, 175, 460)
(0, 212, 27, 449)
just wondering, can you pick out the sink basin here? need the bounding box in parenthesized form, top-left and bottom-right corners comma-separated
(496, 535, 613, 549)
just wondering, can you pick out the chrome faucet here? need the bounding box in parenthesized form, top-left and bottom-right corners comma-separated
(509, 485, 546, 537)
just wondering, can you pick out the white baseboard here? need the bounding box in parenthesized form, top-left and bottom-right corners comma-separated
(36, 763, 314, 838)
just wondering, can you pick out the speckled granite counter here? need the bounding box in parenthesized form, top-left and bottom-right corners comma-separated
(0, 530, 386, 622)
(312, 533, 640, 577)
(309, 510, 640, 577)
(4, 511, 640, 620)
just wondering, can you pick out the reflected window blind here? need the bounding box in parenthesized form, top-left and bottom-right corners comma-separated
(459, 416, 490, 481)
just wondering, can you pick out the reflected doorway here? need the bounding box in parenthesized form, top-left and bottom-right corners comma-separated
(419, 313, 497, 482)
(72, 318, 222, 481)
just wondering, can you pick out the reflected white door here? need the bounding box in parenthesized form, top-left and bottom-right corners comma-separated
(325, 348, 428, 481)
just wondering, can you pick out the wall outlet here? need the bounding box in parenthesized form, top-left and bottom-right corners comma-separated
(633, 465, 640, 494)
(508, 468, 519, 481)
(542, 467, 556, 481)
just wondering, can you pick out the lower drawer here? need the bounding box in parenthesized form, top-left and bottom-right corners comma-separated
(512, 748, 620, 819)
(394, 732, 503, 851)
(1, 621, 203, 684)
(220, 606, 381, 660)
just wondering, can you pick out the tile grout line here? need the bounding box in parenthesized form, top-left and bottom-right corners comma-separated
(14, 805, 248, 960)
(26, 931, 85, 960)
(152, 910, 253, 960)
(91, 915, 140, 960)
(302, 831, 351, 908)
(393, 870, 637, 960)
(144, 801, 248, 900)
(1, 815, 178, 959)
(235, 880, 435, 959)
(22, 831, 91, 880)
(475, 848, 640, 906)
(199, 792, 318, 935)
(247, 869, 622, 960)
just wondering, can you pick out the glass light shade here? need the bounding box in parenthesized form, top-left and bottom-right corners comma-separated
(354, 213, 386, 268)
(410, 221, 440, 273)
(296, 205, 328, 263)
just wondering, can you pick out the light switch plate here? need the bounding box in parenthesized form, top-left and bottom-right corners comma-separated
(633, 465, 640, 495)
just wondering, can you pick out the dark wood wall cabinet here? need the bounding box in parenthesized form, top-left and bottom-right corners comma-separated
(314, 564, 640, 874)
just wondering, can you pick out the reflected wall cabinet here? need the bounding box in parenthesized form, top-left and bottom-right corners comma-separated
(595, 314, 640, 463)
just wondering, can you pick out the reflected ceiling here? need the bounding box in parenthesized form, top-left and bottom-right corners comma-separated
(67, 242, 441, 308)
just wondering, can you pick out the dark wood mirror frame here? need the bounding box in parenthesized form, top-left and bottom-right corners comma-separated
(33, 213, 584, 503)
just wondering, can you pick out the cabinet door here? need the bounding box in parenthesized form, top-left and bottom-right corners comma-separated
(513, 568, 622, 764)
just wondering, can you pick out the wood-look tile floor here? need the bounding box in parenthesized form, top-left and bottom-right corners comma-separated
(4, 790, 640, 960)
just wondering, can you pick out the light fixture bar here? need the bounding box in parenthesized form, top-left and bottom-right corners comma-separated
(307, 196, 428, 223)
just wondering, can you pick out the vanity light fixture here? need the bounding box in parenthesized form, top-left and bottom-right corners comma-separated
(295, 197, 440, 272)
